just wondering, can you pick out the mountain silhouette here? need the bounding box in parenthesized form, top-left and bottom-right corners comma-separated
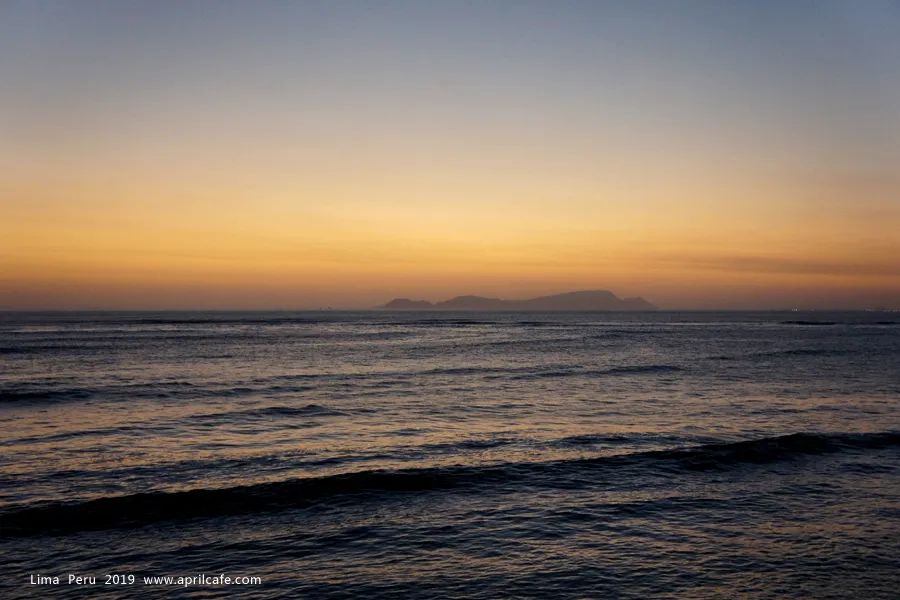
(380, 290, 656, 311)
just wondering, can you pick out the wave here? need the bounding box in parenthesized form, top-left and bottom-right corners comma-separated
(195, 404, 346, 420)
(262, 363, 684, 383)
(0, 381, 321, 404)
(253, 363, 675, 382)
(0, 362, 685, 405)
(553, 432, 704, 447)
(396, 319, 503, 327)
(708, 348, 851, 361)
(392, 319, 566, 327)
(509, 364, 682, 380)
(449, 336, 586, 349)
(0, 389, 94, 403)
(757, 348, 849, 358)
(415, 437, 521, 453)
(3, 431, 896, 537)
(0, 344, 116, 354)
(780, 320, 898, 326)
(0, 347, 29, 354)
(602, 365, 682, 375)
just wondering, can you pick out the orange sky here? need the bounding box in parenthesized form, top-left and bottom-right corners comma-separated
(2, 2, 898, 309)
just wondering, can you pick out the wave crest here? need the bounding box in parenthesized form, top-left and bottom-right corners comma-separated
(2, 431, 896, 537)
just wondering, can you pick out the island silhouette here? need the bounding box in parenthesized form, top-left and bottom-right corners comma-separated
(379, 290, 656, 311)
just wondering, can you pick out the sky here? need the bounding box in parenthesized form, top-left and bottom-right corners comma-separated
(2, 0, 899, 310)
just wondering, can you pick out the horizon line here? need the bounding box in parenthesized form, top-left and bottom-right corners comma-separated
(1, 307, 897, 313)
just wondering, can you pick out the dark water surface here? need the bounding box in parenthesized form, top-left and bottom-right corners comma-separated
(1, 311, 899, 598)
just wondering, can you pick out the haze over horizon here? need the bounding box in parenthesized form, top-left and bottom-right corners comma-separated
(2, 1, 899, 311)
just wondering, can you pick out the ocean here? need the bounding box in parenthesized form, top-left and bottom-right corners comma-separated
(1, 311, 899, 598)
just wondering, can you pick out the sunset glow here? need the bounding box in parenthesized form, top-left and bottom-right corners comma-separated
(2, 1, 898, 309)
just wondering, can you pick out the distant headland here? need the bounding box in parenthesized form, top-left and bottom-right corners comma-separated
(378, 290, 657, 311)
